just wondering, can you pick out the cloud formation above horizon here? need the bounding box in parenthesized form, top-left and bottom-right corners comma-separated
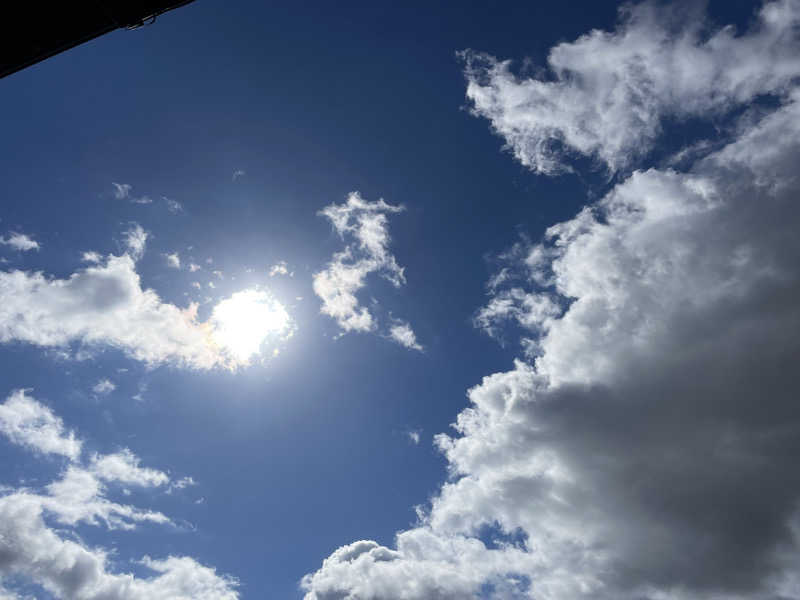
(302, 1, 800, 598)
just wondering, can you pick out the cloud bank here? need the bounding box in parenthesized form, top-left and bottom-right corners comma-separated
(302, 2, 800, 598)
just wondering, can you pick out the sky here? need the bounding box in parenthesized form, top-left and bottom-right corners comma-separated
(1, 0, 800, 598)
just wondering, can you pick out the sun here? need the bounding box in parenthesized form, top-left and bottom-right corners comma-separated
(211, 289, 293, 364)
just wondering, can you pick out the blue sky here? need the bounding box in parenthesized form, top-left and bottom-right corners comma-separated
(2, 1, 800, 599)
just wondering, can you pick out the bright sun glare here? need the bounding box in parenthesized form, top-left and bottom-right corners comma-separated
(211, 289, 292, 363)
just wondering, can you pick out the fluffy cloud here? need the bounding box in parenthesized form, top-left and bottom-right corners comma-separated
(269, 261, 290, 277)
(163, 252, 181, 269)
(0, 390, 238, 599)
(389, 321, 423, 352)
(303, 3, 800, 598)
(0, 253, 226, 369)
(0, 236, 296, 369)
(0, 390, 81, 460)
(314, 192, 422, 347)
(89, 449, 169, 488)
(122, 223, 148, 260)
(111, 182, 132, 200)
(0, 232, 39, 252)
(463, 0, 800, 175)
(163, 197, 183, 213)
(92, 379, 115, 395)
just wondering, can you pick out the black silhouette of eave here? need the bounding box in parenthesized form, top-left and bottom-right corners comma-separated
(1, 1, 195, 79)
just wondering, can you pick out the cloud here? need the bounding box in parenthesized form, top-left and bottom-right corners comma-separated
(111, 183, 153, 205)
(463, 0, 800, 175)
(163, 197, 183, 213)
(81, 251, 102, 263)
(0, 244, 291, 369)
(0, 390, 81, 460)
(314, 192, 420, 347)
(111, 182, 132, 200)
(163, 252, 181, 269)
(406, 430, 421, 445)
(92, 379, 116, 396)
(269, 261, 290, 277)
(389, 321, 423, 351)
(122, 223, 148, 261)
(0, 232, 39, 252)
(0, 253, 224, 369)
(303, 3, 800, 598)
(189, 263, 201, 272)
(166, 476, 196, 494)
(89, 449, 169, 488)
(0, 390, 238, 599)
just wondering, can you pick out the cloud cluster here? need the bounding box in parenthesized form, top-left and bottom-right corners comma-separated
(0, 390, 238, 599)
(303, 2, 800, 598)
(463, 0, 800, 175)
(314, 192, 422, 350)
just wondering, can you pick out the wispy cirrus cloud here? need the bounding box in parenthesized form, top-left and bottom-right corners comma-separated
(112, 182, 152, 204)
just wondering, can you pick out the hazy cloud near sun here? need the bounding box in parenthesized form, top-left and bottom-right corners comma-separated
(302, 1, 800, 598)
(313, 192, 422, 350)
(0, 227, 292, 370)
(0, 389, 238, 599)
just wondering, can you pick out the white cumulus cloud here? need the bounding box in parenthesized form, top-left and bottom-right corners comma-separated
(0, 390, 238, 599)
(389, 321, 423, 351)
(302, 3, 800, 599)
(163, 252, 181, 269)
(92, 379, 116, 395)
(314, 192, 421, 348)
(0, 390, 81, 460)
(463, 0, 800, 175)
(122, 223, 148, 261)
(0, 232, 39, 252)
